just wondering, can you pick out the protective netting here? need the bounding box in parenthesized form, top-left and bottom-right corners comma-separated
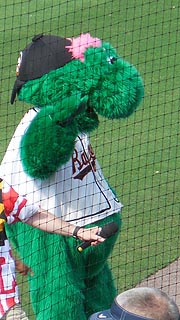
(0, 1, 179, 319)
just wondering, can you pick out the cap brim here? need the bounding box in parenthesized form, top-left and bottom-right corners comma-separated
(89, 301, 156, 320)
(89, 310, 113, 320)
(10, 79, 25, 104)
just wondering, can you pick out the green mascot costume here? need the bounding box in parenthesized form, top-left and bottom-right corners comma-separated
(1, 33, 144, 319)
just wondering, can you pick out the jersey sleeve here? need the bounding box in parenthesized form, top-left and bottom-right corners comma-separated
(1, 180, 39, 224)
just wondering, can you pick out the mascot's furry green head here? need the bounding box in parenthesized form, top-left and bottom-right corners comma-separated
(11, 33, 144, 179)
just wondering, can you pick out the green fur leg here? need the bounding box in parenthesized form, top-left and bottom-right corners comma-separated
(60, 212, 122, 318)
(84, 263, 117, 317)
(6, 223, 88, 320)
(6, 212, 121, 320)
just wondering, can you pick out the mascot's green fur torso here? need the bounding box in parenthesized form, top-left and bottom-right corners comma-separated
(3, 33, 144, 319)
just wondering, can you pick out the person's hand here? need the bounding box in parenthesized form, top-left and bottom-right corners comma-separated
(15, 259, 33, 276)
(76, 226, 105, 245)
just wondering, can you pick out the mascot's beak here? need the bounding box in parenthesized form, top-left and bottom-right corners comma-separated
(90, 55, 144, 119)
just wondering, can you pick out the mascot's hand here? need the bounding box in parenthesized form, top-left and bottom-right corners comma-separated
(20, 94, 87, 179)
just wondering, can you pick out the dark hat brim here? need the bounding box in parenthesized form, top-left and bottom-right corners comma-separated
(11, 79, 26, 104)
(89, 301, 155, 320)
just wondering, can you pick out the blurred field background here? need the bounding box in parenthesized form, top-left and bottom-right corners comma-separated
(0, 0, 179, 319)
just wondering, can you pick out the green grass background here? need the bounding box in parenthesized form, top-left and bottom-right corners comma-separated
(0, 0, 179, 318)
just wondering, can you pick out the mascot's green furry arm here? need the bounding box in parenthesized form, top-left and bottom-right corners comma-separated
(5, 33, 144, 320)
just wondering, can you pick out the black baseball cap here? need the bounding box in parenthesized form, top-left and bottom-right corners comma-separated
(89, 299, 154, 320)
(11, 33, 73, 104)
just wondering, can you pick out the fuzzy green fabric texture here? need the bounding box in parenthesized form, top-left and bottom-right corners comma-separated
(18, 42, 144, 179)
(6, 212, 122, 320)
(8, 38, 144, 320)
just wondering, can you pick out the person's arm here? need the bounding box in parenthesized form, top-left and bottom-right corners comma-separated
(26, 208, 105, 244)
(1, 181, 103, 244)
(15, 258, 33, 276)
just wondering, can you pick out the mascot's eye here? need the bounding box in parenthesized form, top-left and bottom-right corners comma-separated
(107, 56, 117, 64)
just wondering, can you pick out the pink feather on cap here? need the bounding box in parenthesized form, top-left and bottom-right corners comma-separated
(66, 33, 102, 62)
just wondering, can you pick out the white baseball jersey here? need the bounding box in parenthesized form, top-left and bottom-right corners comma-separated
(0, 108, 122, 227)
